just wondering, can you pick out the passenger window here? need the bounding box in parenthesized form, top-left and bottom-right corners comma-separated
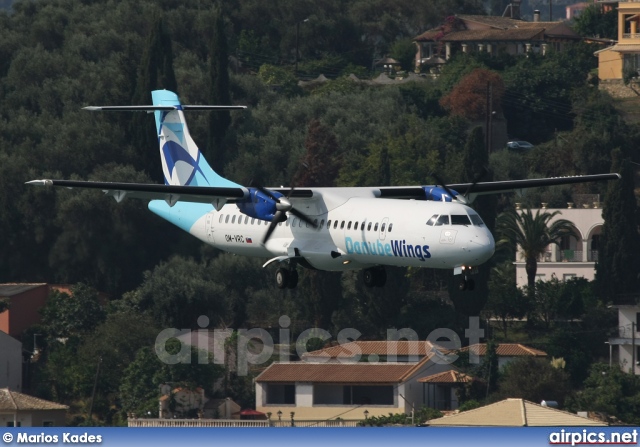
(435, 215, 450, 226)
(451, 215, 471, 226)
(354, 222, 358, 230)
(299, 219, 303, 227)
(347, 221, 352, 230)
(293, 218, 299, 227)
(367, 222, 372, 231)
(340, 221, 345, 229)
(334, 221, 339, 229)
(426, 215, 438, 226)
(381, 223, 386, 232)
(251, 218, 255, 225)
(374, 223, 379, 231)
(225, 215, 230, 224)
(388, 223, 393, 232)
(232, 215, 236, 224)
(327, 220, 331, 229)
(320, 219, 325, 228)
(219, 214, 224, 223)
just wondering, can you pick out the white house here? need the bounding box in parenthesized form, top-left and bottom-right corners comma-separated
(514, 204, 603, 289)
(256, 341, 456, 421)
(454, 343, 547, 369)
(0, 331, 22, 391)
(608, 303, 640, 375)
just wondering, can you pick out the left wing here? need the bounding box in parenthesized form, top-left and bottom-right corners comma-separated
(26, 179, 248, 209)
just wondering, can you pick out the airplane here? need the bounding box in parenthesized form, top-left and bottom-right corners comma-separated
(27, 90, 620, 291)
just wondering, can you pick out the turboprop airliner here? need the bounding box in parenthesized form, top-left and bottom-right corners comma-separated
(28, 90, 619, 290)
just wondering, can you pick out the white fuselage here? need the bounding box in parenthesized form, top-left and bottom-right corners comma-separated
(185, 192, 495, 272)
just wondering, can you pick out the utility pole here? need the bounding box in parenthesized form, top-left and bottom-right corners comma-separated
(633, 322, 636, 375)
(549, 0, 552, 22)
(88, 357, 102, 424)
(485, 82, 493, 154)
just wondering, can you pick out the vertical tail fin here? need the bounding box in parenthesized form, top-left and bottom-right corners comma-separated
(151, 90, 242, 188)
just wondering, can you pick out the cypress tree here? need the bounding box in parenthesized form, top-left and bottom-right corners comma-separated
(596, 149, 640, 303)
(450, 126, 496, 315)
(130, 15, 177, 182)
(207, 8, 231, 174)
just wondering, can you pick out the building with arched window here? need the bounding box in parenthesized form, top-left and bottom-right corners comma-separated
(514, 203, 603, 289)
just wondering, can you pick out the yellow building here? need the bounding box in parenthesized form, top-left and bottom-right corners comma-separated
(596, 1, 640, 81)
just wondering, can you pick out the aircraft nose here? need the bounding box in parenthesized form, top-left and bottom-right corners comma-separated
(468, 229, 495, 262)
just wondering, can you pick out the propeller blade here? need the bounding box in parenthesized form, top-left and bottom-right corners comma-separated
(431, 173, 459, 202)
(463, 166, 488, 198)
(262, 211, 284, 244)
(290, 208, 318, 228)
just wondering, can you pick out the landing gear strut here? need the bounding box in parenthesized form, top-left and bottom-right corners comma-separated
(458, 277, 475, 291)
(363, 266, 387, 288)
(276, 267, 299, 289)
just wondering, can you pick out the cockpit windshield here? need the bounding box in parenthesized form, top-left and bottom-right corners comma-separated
(426, 212, 485, 227)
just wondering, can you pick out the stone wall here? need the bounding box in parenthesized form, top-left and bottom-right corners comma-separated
(599, 79, 640, 98)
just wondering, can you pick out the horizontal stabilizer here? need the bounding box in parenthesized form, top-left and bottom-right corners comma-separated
(83, 105, 247, 112)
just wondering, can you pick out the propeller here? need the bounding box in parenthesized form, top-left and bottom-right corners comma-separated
(431, 166, 488, 204)
(250, 180, 318, 244)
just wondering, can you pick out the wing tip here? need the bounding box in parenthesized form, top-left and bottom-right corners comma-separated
(25, 179, 52, 186)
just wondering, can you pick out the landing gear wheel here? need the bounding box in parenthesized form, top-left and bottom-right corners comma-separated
(363, 267, 387, 288)
(276, 268, 289, 289)
(458, 277, 468, 291)
(375, 267, 387, 287)
(466, 279, 475, 291)
(363, 269, 376, 288)
(287, 269, 299, 289)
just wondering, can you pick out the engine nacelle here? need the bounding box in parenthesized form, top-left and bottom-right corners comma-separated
(422, 186, 459, 202)
(235, 187, 282, 221)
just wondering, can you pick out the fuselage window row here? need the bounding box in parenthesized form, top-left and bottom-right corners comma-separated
(217, 212, 394, 233)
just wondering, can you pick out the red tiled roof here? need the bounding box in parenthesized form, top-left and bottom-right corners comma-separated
(0, 389, 68, 411)
(456, 343, 547, 357)
(414, 15, 579, 43)
(418, 370, 477, 384)
(256, 355, 432, 384)
(303, 340, 437, 359)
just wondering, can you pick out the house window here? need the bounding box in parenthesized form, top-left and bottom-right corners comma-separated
(313, 385, 394, 405)
(344, 385, 393, 405)
(6, 422, 20, 427)
(43, 421, 54, 427)
(266, 384, 295, 404)
(563, 274, 577, 281)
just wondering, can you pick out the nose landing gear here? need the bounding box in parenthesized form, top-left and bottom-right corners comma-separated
(456, 265, 477, 292)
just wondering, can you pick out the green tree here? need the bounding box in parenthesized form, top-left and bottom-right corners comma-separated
(40, 283, 106, 339)
(567, 363, 640, 425)
(389, 38, 416, 72)
(486, 262, 528, 337)
(130, 14, 177, 182)
(497, 208, 574, 295)
(497, 357, 571, 406)
(596, 152, 640, 303)
(207, 7, 232, 173)
(572, 5, 617, 40)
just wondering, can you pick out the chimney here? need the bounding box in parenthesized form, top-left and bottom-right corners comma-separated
(534, 10, 540, 22)
(512, 0, 521, 20)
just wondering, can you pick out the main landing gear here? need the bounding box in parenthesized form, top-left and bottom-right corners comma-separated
(363, 266, 387, 288)
(275, 267, 299, 289)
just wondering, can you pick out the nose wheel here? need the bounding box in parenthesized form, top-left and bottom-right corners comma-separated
(458, 276, 475, 291)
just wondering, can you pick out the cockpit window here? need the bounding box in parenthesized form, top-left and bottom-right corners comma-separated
(469, 213, 485, 226)
(435, 215, 450, 226)
(451, 214, 471, 226)
(426, 215, 438, 226)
